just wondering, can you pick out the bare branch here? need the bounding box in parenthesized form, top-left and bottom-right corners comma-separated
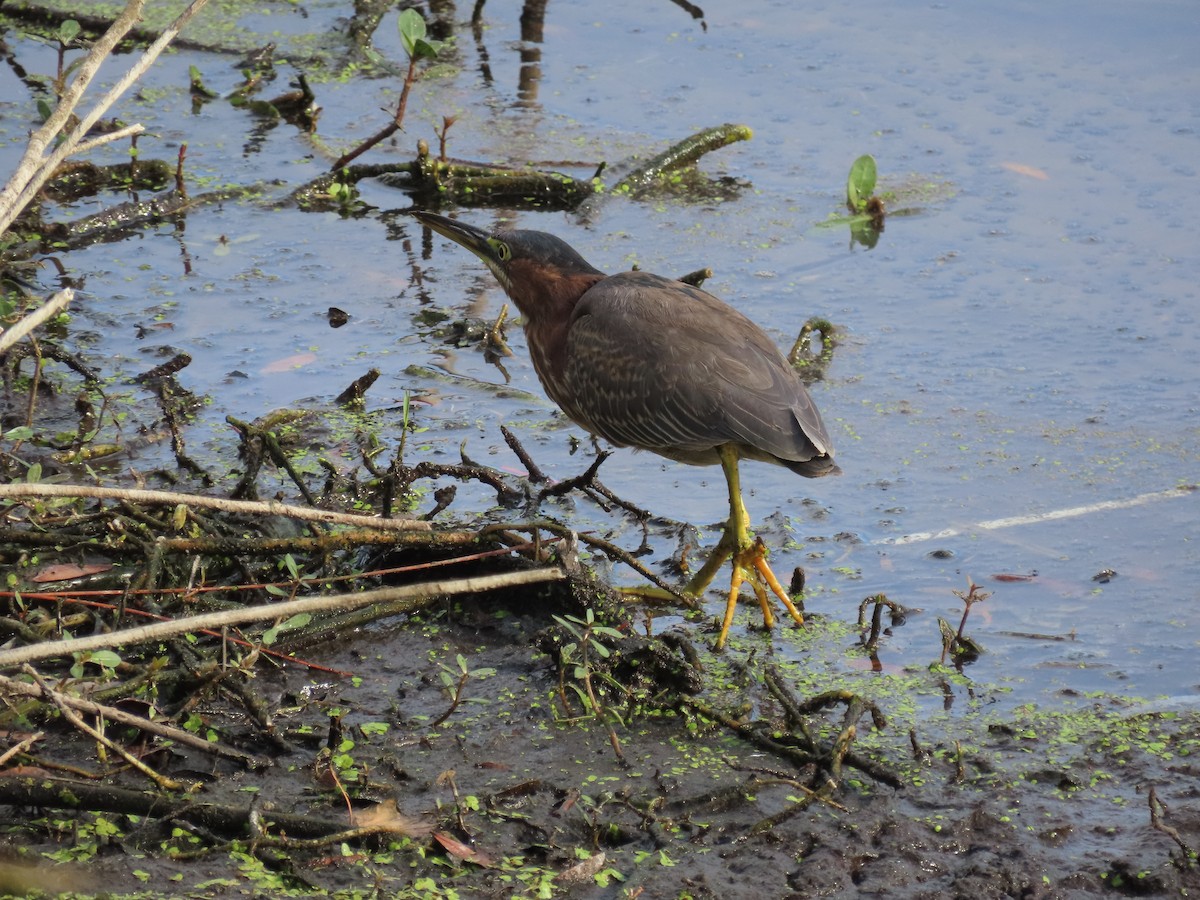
(0, 568, 564, 668)
(0, 482, 431, 532)
(0, 288, 73, 354)
(0, 0, 210, 236)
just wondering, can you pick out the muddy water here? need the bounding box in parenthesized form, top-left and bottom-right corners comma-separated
(4, 0, 1197, 701)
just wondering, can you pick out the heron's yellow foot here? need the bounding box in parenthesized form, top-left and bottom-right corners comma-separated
(713, 536, 805, 650)
(623, 444, 806, 649)
(618, 535, 803, 649)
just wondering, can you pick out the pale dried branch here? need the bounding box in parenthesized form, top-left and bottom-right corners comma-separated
(0, 288, 73, 354)
(24, 665, 193, 791)
(0, 568, 564, 668)
(0, 730, 44, 767)
(0, 0, 210, 236)
(0, 482, 431, 533)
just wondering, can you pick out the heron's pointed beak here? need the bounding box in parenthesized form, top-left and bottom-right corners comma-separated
(408, 210, 499, 266)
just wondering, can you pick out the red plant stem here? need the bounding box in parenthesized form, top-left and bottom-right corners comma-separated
(330, 56, 419, 171)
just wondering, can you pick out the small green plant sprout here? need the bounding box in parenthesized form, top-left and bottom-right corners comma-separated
(552, 609, 628, 762)
(817, 154, 888, 249)
(330, 9, 449, 170)
(264, 553, 303, 601)
(324, 177, 357, 208)
(937, 578, 990, 666)
(846, 154, 878, 214)
(398, 8, 446, 63)
(260, 613, 311, 648)
(69, 649, 122, 680)
(430, 653, 496, 728)
(29, 18, 83, 115)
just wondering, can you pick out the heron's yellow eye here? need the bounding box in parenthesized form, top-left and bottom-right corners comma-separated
(488, 238, 511, 262)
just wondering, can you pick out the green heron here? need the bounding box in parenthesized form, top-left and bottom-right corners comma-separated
(410, 210, 837, 648)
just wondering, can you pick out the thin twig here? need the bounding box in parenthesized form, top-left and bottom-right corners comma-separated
(67, 122, 148, 159)
(536, 450, 611, 502)
(24, 665, 192, 792)
(0, 674, 271, 768)
(1148, 786, 1199, 865)
(0, 483, 430, 532)
(330, 54, 419, 170)
(0, 289, 74, 354)
(501, 425, 547, 482)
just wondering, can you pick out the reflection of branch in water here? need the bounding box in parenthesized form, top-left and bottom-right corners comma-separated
(517, 0, 547, 106)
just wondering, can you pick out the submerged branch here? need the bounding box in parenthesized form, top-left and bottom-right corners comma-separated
(297, 124, 753, 212)
(611, 123, 754, 196)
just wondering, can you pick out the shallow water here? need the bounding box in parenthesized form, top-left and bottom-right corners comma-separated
(3, 0, 1197, 705)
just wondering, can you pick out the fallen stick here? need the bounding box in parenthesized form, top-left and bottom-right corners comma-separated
(0, 568, 564, 667)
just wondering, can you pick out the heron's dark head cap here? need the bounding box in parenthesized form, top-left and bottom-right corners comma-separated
(409, 210, 604, 301)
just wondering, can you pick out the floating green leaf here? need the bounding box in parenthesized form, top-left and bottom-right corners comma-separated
(846, 154, 877, 212)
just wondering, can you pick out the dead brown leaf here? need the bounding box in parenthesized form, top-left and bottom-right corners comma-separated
(432, 831, 498, 868)
(262, 352, 318, 374)
(351, 797, 434, 838)
(556, 851, 607, 884)
(30, 563, 113, 583)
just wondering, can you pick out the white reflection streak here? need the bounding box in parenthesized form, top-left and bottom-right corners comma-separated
(877, 484, 1198, 546)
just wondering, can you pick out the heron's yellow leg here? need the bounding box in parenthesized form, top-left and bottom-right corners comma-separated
(719, 563, 745, 647)
(711, 445, 805, 650)
(624, 446, 804, 648)
(682, 526, 734, 597)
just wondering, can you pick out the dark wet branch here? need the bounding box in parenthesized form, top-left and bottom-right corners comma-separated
(41, 159, 173, 201)
(1148, 786, 1199, 866)
(334, 367, 380, 407)
(667, 0, 706, 26)
(292, 124, 753, 213)
(535, 450, 611, 504)
(611, 123, 752, 197)
(0, 775, 351, 839)
(346, 0, 398, 59)
(227, 414, 321, 506)
(501, 423, 548, 483)
(667, 664, 902, 794)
